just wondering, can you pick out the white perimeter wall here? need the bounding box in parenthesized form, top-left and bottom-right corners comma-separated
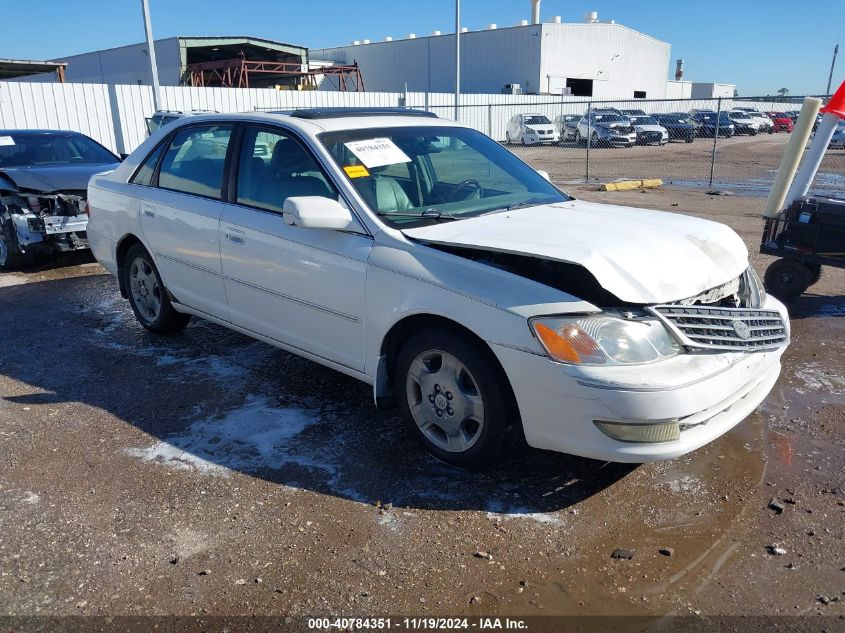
(0, 81, 793, 154)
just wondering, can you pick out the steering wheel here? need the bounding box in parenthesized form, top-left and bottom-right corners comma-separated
(449, 179, 483, 202)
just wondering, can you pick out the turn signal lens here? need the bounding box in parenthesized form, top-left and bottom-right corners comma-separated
(533, 322, 605, 364)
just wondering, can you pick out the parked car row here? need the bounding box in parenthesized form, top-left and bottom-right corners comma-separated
(508, 107, 796, 147)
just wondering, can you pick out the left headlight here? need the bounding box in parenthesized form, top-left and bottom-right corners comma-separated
(530, 314, 684, 366)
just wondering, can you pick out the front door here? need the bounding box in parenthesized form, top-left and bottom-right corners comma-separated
(219, 125, 371, 371)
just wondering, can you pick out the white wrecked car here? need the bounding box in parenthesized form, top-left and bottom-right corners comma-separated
(87, 108, 789, 468)
(506, 113, 559, 145)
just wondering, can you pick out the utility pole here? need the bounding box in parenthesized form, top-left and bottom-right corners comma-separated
(455, 0, 461, 120)
(826, 44, 839, 97)
(141, 0, 162, 111)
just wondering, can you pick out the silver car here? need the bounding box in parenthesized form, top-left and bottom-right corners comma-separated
(574, 113, 636, 147)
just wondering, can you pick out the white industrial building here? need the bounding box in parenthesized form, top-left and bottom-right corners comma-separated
(312, 8, 672, 99)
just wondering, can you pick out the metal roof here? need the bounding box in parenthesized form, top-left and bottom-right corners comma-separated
(0, 59, 67, 81)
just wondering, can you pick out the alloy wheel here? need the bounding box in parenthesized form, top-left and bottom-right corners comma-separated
(129, 255, 162, 323)
(405, 349, 485, 453)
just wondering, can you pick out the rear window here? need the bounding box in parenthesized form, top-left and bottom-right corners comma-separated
(157, 125, 233, 198)
(0, 132, 117, 168)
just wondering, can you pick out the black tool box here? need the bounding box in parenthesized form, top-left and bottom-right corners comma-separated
(760, 196, 845, 300)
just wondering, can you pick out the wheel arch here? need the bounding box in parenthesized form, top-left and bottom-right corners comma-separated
(115, 233, 147, 298)
(374, 312, 520, 423)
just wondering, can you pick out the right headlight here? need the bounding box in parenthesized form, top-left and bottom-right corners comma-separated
(530, 314, 684, 366)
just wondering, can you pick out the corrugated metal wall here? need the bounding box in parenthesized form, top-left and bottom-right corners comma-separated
(0, 81, 799, 154)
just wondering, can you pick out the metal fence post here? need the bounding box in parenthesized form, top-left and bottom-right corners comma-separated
(709, 97, 722, 188)
(488, 104, 493, 138)
(585, 101, 592, 183)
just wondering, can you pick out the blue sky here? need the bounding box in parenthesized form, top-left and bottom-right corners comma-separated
(3, 0, 843, 96)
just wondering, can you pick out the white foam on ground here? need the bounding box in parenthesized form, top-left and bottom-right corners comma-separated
(660, 474, 705, 495)
(485, 501, 565, 526)
(794, 362, 844, 395)
(125, 395, 335, 479)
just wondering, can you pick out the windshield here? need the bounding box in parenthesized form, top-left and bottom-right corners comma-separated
(0, 132, 117, 168)
(658, 116, 687, 124)
(592, 114, 628, 123)
(730, 112, 751, 120)
(320, 126, 568, 227)
(524, 115, 551, 125)
(632, 116, 659, 125)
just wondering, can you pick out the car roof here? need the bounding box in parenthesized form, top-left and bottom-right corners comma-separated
(0, 129, 86, 136)
(154, 109, 468, 135)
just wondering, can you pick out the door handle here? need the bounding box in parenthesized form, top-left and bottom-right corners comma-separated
(225, 228, 245, 245)
(142, 204, 156, 218)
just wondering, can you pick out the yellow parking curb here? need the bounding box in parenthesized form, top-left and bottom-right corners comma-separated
(601, 179, 663, 191)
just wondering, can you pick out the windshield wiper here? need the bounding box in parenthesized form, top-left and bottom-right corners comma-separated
(375, 208, 460, 222)
(481, 200, 542, 215)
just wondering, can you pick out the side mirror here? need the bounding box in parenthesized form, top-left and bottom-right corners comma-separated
(536, 169, 551, 182)
(282, 196, 354, 230)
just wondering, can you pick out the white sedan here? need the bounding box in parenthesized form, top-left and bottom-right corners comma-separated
(87, 108, 789, 467)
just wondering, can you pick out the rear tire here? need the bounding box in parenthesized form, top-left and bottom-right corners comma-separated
(395, 329, 519, 469)
(122, 243, 191, 334)
(764, 258, 811, 302)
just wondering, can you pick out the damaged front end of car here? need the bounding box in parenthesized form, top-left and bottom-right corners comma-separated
(0, 182, 89, 269)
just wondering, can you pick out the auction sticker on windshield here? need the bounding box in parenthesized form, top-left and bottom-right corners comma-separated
(0, 136, 15, 146)
(344, 138, 411, 169)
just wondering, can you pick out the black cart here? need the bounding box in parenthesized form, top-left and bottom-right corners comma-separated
(760, 195, 845, 300)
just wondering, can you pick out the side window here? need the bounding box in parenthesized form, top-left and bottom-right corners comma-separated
(236, 126, 336, 213)
(158, 125, 232, 198)
(130, 141, 166, 186)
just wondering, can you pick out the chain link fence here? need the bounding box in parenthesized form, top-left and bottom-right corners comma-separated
(416, 96, 845, 197)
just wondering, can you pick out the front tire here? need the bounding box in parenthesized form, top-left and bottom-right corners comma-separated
(395, 329, 519, 468)
(123, 243, 191, 334)
(0, 238, 34, 270)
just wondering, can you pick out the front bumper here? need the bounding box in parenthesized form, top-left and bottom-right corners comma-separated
(492, 298, 789, 463)
(603, 134, 636, 146)
(523, 133, 559, 145)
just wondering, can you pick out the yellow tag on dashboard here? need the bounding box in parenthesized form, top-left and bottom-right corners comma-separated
(343, 165, 370, 178)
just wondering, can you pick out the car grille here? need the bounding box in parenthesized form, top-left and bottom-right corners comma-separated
(610, 126, 633, 135)
(639, 131, 662, 143)
(650, 306, 787, 351)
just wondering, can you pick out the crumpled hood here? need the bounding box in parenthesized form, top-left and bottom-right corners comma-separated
(0, 163, 118, 193)
(402, 200, 749, 305)
(632, 124, 666, 133)
(596, 122, 631, 130)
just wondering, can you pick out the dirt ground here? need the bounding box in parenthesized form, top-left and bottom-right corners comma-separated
(510, 134, 845, 195)
(0, 186, 843, 631)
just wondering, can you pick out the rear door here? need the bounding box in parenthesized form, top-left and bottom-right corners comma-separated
(138, 123, 233, 321)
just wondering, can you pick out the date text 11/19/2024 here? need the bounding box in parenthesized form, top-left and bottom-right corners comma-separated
(307, 617, 528, 630)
